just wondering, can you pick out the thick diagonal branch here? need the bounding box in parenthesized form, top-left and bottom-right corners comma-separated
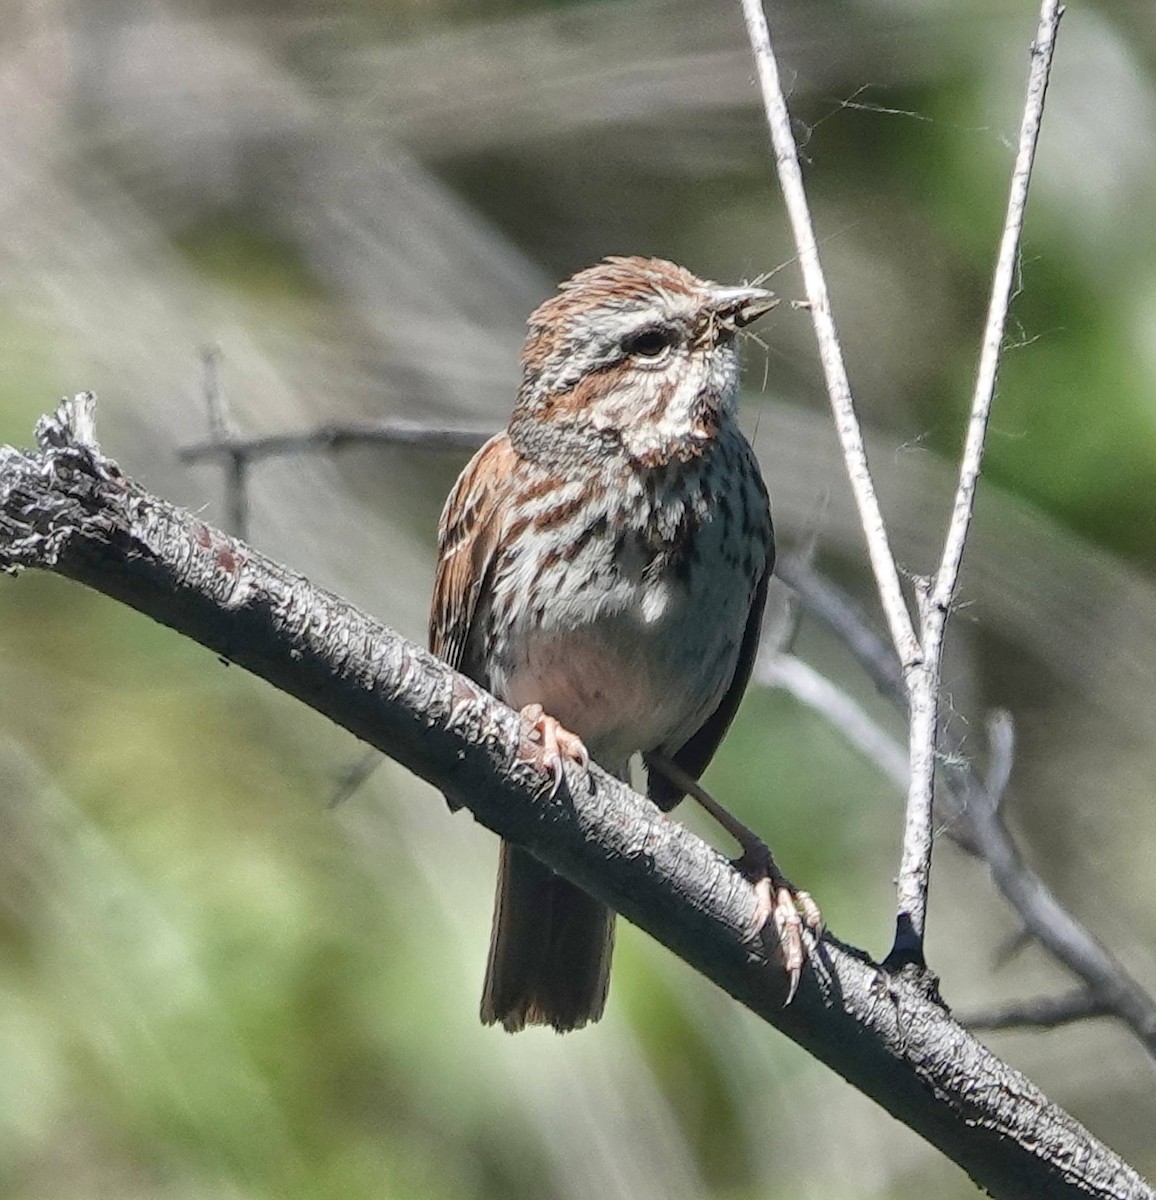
(0, 397, 1148, 1199)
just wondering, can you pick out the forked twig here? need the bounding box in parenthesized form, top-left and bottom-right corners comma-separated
(740, 0, 1064, 969)
(892, 0, 1064, 965)
(773, 557, 1156, 1061)
(183, 353, 490, 537)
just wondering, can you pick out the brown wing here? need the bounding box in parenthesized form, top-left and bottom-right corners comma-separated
(429, 433, 517, 673)
(647, 563, 772, 812)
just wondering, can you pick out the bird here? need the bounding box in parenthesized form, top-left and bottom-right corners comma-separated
(429, 255, 817, 1032)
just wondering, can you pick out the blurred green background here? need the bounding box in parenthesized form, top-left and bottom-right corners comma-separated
(1, 0, 1155, 1195)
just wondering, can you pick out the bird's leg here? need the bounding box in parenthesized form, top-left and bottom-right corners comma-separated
(519, 703, 590, 796)
(645, 752, 821, 1003)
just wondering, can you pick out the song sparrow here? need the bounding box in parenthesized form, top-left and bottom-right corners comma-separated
(430, 256, 817, 1033)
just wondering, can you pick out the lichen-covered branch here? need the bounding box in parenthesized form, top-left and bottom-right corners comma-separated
(0, 395, 1150, 1198)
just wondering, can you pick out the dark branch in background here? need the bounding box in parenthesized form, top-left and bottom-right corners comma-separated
(182, 418, 487, 496)
(180, 423, 490, 464)
(1, 396, 1151, 1198)
(965, 989, 1114, 1034)
(179, 412, 489, 544)
(180, 349, 489, 542)
(741, 0, 1064, 974)
(777, 555, 1156, 1062)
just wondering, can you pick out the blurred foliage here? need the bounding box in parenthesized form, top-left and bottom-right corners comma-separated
(1, 0, 1155, 1197)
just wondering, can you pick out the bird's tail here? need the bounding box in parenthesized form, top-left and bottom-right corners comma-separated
(480, 840, 615, 1033)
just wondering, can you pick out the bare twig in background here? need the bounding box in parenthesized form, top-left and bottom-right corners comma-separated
(777, 556, 1156, 1064)
(982, 709, 1017, 814)
(1, 396, 1151, 1197)
(740, 0, 1064, 971)
(182, 364, 489, 812)
(180, 422, 490, 467)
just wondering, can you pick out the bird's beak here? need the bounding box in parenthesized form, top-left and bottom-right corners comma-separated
(710, 284, 779, 329)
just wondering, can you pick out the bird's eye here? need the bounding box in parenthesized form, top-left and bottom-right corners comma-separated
(623, 328, 674, 358)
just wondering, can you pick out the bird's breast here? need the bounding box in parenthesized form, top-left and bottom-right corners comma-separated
(480, 434, 770, 770)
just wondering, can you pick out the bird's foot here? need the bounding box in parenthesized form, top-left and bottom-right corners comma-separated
(736, 841, 823, 1005)
(518, 704, 589, 796)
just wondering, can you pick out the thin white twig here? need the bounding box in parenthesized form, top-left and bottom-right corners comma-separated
(983, 709, 1016, 808)
(891, 0, 1064, 959)
(932, 2, 1063, 618)
(739, 0, 920, 672)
